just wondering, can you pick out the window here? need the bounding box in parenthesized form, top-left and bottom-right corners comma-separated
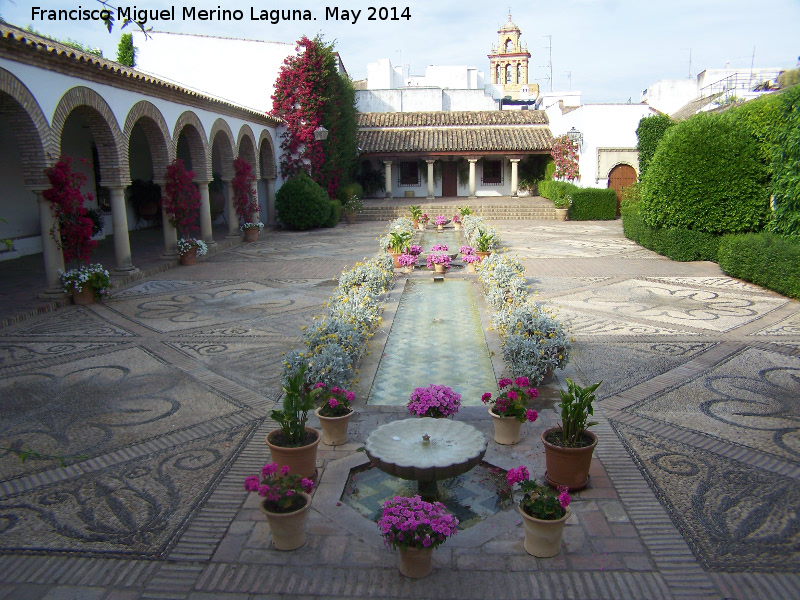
(517, 64, 522, 84)
(398, 161, 419, 186)
(505, 39, 513, 53)
(482, 160, 503, 185)
(505, 66, 511, 84)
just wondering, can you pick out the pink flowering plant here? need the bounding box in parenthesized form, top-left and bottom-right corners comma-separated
(550, 135, 580, 182)
(482, 377, 539, 423)
(459, 245, 475, 256)
(244, 461, 314, 513)
(463, 254, 482, 265)
(452, 214, 460, 223)
(407, 384, 461, 418)
(434, 215, 449, 226)
(507, 465, 571, 520)
(420, 213, 430, 224)
(397, 253, 417, 268)
(408, 245, 422, 256)
(315, 382, 355, 417)
(430, 244, 449, 252)
(378, 495, 459, 550)
(426, 253, 452, 270)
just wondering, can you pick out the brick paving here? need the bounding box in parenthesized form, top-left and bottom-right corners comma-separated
(0, 203, 798, 599)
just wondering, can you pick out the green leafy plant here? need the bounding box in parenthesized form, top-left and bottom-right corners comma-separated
(569, 188, 617, 220)
(408, 205, 423, 220)
(555, 378, 602, 447)
(59, 263, 113, 300)
(116, 32, 136, 66)
(275, 171, 331, 230)
(474, 228, 496, 253)
(507, 466, 570, 520)
(456, 205, 474, 217)
(341, 195, 364, 213)
(271, 365, 323, 447)
(388, 230, 412, 253)
(635, 114, 674, 181)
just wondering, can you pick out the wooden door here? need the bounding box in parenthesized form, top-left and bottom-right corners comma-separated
(608, 164, 637, 216)
(442, 162, 458, 197)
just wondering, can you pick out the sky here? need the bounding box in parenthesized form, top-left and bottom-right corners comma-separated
(1, 0, 799, 104)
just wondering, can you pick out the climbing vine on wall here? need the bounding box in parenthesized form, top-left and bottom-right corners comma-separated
(270, 35, 358, 199)
(550, 135, 580, 181)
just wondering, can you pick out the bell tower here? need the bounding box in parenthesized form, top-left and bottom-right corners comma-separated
(488, 13, 537, 99)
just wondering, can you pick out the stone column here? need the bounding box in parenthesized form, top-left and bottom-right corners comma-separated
(197, 180, 216, 246)
(224, 179, 239, 237)
(108, 185, 138, 274)
(468, 158, 478, 199)
(426, 159, 435, 199)
(266, 178, 276, 226)
(155, 180, 178, 258)
(33, 188, 66, 298)
(383, 160, 393, 198)
(510, 158, 520, 198)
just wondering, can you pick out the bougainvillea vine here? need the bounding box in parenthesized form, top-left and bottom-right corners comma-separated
(162, 158, 200, 238)
(43, 156, 97, 264)
(550, 135, 580, 181)
(232, 156, 259, 222)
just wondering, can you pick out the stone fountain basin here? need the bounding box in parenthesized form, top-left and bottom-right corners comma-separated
(364, 418, 487, 482)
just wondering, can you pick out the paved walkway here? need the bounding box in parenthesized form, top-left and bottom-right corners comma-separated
(0, 211, 798, 599)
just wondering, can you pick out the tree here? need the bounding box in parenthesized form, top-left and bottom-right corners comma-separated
(43, 157, 97, 264)
(116, 32, 136, 67)
(270, 36, 358, 199)
(162, 159, 200, 238)
(636, 114, 674, 181)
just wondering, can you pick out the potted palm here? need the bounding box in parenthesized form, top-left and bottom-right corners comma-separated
(245, 462, 315, 550)
(378, 495, 459, 578)
(542, 378, 602, 491)
(474, 228, 497, 259)
(313, 383, 355, 446)
(387, 230, 412, 267)
(481, 377, 539, 444)
(507, 466, 572, 557)
(266, 366, 323, 479)
(408, 205, 422, 228)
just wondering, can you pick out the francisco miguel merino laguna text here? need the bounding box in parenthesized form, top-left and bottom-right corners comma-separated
(31, 6, 412, 25)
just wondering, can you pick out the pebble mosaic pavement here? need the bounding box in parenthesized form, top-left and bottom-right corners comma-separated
(0, 215, 798, 599)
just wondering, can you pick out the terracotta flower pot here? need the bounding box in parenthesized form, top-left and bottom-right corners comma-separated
(541, 427, 598, 491)
(418, 222, 426, 231)
(489, 407, 522, 445)
(437, 224, 443, 231)
(398, 546, 433, 578)
(180, 247, 197, 265)
(259, 492, 312, 551)
(476, 251, 491, 261)
(389, 252, 403, 268)
(344, 211, 357, 224)
(265, 427, 320, 480)
(71, 286, 96, 305)
(518, 503, 571, 557)
(434, 263, 446, 274)
(243, 227, 259, 242)
(314, 407, 353, 446)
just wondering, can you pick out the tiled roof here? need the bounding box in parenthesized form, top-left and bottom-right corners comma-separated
(357, 110, 548, 128)
(358, 126, 553, 153)
(670, 94, 722, 121)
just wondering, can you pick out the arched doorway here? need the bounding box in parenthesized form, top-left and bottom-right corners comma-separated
(607, 164, 637, 216)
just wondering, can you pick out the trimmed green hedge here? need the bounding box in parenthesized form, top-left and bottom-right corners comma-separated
(636, 114, 674, 181)
(324, 200, 343, 228)
(275, 172, 331, 230)
(717, 233, 800, 299)
(337, 181, 364, 203)
(641, 112, 770, 234)
(570, 188, 617, 220)
(622, 201, 720, 261)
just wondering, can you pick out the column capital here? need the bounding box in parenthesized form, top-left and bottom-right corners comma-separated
(467, 157, 480, 163)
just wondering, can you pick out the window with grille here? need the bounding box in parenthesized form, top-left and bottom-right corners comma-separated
(398, 161, 419, 186)
(482, 160, 503, 185)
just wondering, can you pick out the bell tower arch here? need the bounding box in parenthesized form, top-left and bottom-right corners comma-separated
(488, 13, 537, 99)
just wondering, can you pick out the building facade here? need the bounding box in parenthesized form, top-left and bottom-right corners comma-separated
(0, 23, 281, 296)
(487, 14, 536, 100)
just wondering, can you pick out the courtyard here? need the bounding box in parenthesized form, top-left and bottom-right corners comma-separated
(0, 211, 798, 599)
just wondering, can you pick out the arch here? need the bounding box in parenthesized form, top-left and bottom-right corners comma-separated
(504, 38, 513, 53)
(495, 64, 500, 84)
(0, 67, 54, 186)
(237, 124, 259, 178)
(607, 163, 637, 216)
(51, 86, 125, 186)
(606, 161, 637, 180)
(505, 65, 512, 84)
(257, 129, 278, 179)
(172, 111, 209, 181)
(208, 118, 236, 180)
(123, 100, 172, 181)
(517, 64, 522, 84)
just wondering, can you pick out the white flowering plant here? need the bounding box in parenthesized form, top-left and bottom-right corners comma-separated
(241, 222, 264, 230)
(177, 237, 208, 256)
(59, 263, 113, 300)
